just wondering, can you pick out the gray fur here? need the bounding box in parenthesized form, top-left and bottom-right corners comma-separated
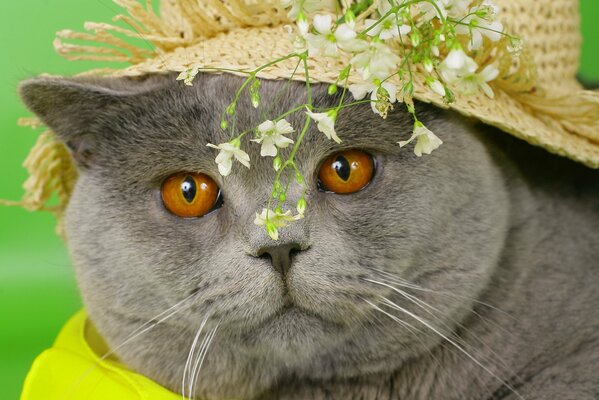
(19, 73, 599, 399)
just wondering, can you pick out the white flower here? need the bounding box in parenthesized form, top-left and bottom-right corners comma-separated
(350, 42, 401, 80)
(443, 47, 473, 71)
(305, 109, 341, 143)
(254, 208, 302, 228)
(297, 15, 309, 36)
(254, 208, 303, 240)
(176, 68, 199, 86)
(251, 119, 295, 157)
(440, 50, 499, 98)
(398, 122, 443, 157)
(365, 2, 411, 40)
(447, 0, 474, 17)
(206, 140, 250, 176)
(418, 0, 472, 21)
(305, 14, 366, 57)
(456, 1, 504, 50)
(349, 80, 397, 118)
(427, 78, 446, 97)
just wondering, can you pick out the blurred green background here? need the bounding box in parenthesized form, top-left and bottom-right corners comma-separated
(1, 1, 598, 399)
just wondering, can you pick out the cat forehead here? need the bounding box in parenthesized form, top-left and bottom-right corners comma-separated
(23, 72, 446, 182)
(108, 73, 421, 157)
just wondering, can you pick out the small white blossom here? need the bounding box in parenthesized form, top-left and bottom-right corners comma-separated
(305, 14, 366, 57)
(206, 140, 250, 176)
(507, 36, 523, 55)
(176, 68, 199, 86)
(365, 2, 411, 40)
(398, 122, 443, 157)
(305, 109, 341, 143)
(251, 119, 295, 157)
(456, 1, 504, 50)
(349, 80, 397, 118)
(254, 208, 303, 240)
(427, 78, 446, 97)
(443, 47, 473, 71)
(350, 42, 401, 80)
(418, 0, 472, 21)
(297, 15, 309, 36)
(440, 49, 499, 98)
(423, 58, 434, 73)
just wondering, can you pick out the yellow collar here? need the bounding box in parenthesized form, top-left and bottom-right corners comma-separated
(21, 311, 182, 400)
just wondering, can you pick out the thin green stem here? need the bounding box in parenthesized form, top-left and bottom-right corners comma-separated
(265, 54, 313, 217)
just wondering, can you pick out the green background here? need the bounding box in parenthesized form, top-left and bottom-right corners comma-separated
(1, 1, 598, 399)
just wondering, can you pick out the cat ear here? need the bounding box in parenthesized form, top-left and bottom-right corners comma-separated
(19, 76, 162, 168)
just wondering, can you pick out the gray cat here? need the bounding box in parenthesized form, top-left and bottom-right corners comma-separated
(20, 73, 599, 399)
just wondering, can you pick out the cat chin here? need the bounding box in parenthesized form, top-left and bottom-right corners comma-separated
(237, 305, 344, 354)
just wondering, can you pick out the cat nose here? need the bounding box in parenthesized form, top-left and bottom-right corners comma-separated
(257, 243, 302, 277)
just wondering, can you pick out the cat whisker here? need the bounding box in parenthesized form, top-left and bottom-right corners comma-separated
(370, 268, 518, 321)
(189, 325, 219, 399)
(182, 316, 209, 399)
(105, 292, 200, 361)
(60, 291, 199, 400)
(367, 270, 522, 343)
(365, 278, 520, 381)
(376, 295, 524, 400)
(360, 297, 422, 334)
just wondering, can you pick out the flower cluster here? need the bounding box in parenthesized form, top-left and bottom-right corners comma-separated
(179, 0, 521, 240)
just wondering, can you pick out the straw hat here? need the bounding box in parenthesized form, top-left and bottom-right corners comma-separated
(6, 0, 599, 228)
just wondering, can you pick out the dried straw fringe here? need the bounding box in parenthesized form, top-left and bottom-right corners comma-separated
(0, 125, 77, 238)
(54, 0, 289, 69)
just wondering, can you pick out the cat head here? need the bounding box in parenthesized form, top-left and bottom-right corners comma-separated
(20, 73, 510, 398)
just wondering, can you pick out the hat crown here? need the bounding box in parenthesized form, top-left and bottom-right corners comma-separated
(498, 0, 581, 93)
(155, 0, 582, 94)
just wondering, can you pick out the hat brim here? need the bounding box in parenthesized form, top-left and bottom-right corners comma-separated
(77, 25, 599, 168)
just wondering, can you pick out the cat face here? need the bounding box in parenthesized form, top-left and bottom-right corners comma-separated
(20, 73, 510, 398)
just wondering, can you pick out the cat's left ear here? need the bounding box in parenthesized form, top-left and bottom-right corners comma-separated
(18, 75, 166, 167)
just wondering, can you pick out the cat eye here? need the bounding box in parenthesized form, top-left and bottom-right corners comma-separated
(318, 150, 375, 194)
(161, 172, 220, 218)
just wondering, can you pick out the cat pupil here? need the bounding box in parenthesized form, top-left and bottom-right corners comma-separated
(333, 155, 351, 181)
(181, 176, 197, 203)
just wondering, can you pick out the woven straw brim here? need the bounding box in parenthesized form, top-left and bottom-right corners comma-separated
(105, 25, 599, 168)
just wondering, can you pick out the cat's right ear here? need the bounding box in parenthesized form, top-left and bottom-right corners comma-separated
(19, 76, 161, 168)
(19, 77, 129, 168)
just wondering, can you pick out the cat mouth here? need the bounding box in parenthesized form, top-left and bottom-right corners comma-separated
(241, 303, 344, 347)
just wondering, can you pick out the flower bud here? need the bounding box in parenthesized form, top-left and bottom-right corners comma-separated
(266, 222, 279, 241)
(423, 58, 434, 73)
(410, 30, 421, 47)
(344, 9, 356, 25)
(444, 87, 455, 104)
(226, 103, 236, 115)
(251, 92, 261, 108)
(339, 66, 351, 81)
(296, 197, 307, 215)
(328, 84, 338, 95)
(273, 156, 283, 171)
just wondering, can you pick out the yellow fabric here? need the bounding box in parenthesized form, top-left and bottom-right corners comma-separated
(20, 311, 182, 400)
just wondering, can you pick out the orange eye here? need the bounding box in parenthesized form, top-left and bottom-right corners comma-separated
(318, 150, 375, 194)
(161, 172, 219, 218)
